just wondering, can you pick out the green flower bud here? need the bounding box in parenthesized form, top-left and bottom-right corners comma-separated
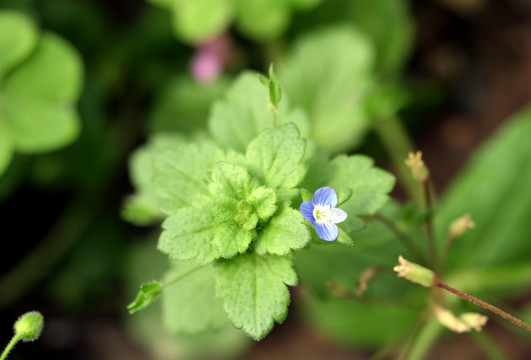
(14, 311, 44, 342)
(393, 256, 435, 287)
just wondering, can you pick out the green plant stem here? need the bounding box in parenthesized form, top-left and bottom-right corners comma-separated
(422, 179, 438, 269)
(371, 213, 427, 263)
(469, 331, 510, 360)
(0, 333, 21, 360)
(435, 279, 531, 332)
(162, 264, 206, 290)
(407, 317, 442, 360)
(373, 116, 422, 207)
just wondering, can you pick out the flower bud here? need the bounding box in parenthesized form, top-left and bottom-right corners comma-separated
(460, 312, 488, 332)
(405, 151, 429, 182)
(393, 256, 435, 287)
(14, 311, 44, 342)
(449, 213, 475, 239)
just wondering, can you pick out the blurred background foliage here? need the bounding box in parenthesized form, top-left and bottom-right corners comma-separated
(0, 0, 530, 359)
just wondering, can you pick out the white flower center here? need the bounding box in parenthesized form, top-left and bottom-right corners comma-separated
(313, 204, 333, 224)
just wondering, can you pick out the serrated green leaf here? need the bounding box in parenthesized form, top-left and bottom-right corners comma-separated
(336, 227, 354, 246)
(247, 186, 277, 220)
(246, 123, 307, 193)
(127, 282, 163, 314)
(255, 208, 311, 255)
(208, 72, 310, 153)
(158, 207, 220, 265)
(280, 26, 374, 153)
(0, 11, 38, 80)
(123, 134, 185, 225)
(209, 162, 254, 200)
(169, 0, 234, 43)
(162, 261, 228, 334)
(154, 138, 224, 215)
(214, 224, 255, 258)
(216, 253, 297, 340)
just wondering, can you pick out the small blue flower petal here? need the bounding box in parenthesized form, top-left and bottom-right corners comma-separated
(315, 222, 339, 241)
(299, 201, 316, 224)
(312, 186, 337, 208)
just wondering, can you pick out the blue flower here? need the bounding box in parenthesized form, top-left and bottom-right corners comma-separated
(299, 187, 348, 241)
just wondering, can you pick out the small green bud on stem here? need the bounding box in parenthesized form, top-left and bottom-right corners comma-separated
(1, 311, 44, 360)
(405, 151, 429, 183)
(393, 255, 435, 287)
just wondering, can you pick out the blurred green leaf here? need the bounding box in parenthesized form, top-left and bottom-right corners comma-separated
(162, 261, 228, 334)
(348, 0, 414, 75)
(0, 122, 13, 176)
(280, 26, 374, 153)
(1, 33, 83, 153)
(0, 10, 37, 79)
(437, 106, 531, 271)
(235, 0, 289, 41)
(149, 76, 229, 134)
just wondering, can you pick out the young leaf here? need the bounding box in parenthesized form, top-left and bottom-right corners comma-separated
(255, 207, 311, 255)
(154, 138, 224, 215)
(128, 282, 163, 314)
(214, 224, 255, 259)
(247, 186, 277, 221)
(246, 123, 307, 192)
(208, 72, 310, 153)
(209, 162, 254, 200)
(162, 261, 228, 334)
(216, 253, 297, 340)
(158, 206, 220, 265)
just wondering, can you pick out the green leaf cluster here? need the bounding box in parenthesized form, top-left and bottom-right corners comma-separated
(148, 0, 324, 43)
(126, 72, 395, 340)
(0, 10, 84, 176)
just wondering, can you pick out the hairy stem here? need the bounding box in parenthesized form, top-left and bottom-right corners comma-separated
(162, 264, 206, 290)
(0, 333, 21, 360)
(422, 179, 438, 269)
(435, 278, 531, 331)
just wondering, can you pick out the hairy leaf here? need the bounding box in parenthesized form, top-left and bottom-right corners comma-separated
(255, 208, 310, 255)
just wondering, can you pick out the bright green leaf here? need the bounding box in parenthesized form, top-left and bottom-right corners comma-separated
(214, 224, 255, 259)
(208, 72, 310, 153)
(216, 253, 297, 340)
(162, 261, 228, 334)
(158, 206, 220, 265)
(280, 26, 374, 153)
(209, 162, 254, 200)
(154, 138, 224, 215)
(255, 208, 311, 255)
(0, 10, 38, 80)
(245, 123, 307, 192)
(4, 33, 83, 102)
(247, 186, 277, 220)
(127, 282, 163, 314)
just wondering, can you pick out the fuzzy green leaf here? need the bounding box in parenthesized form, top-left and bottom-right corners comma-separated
(214, 224, 255, 259)
(158, 206, 220, 265)
(280, 26, 374, 153)
(0, 11, 37, 79)
(154, 138, 224, 215)
(162, 261, 228, 334)
(127, 282, 163, 314)
(247, 186, 277, 220)
(209, 162, 254, 200)
(123, 134, 186, 225)
(246, 123, 307, 193)
(255, 208, 311, 255)
(208, 72, 310, 153)
(216, 253, 297, 340)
